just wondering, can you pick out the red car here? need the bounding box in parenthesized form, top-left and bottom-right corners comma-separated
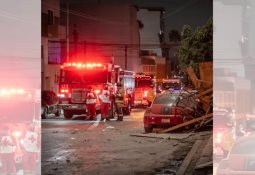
(143, 91, 196, 133)
(216, 134, 255, 175)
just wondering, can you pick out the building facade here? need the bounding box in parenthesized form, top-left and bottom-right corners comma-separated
(42, 0, 66, 92)
(64, 2, 141, 72)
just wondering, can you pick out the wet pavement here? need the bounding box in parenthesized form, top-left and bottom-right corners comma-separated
(42, 109, 211, 175)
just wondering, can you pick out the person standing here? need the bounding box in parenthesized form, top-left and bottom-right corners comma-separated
(86, 87, 97, 120)
(0, 126, 16, 175)
(115, 83, 125, 121)
(99, 85, 111, 121)
(21, 123, 39, 175)
(147, 87, 156, 106)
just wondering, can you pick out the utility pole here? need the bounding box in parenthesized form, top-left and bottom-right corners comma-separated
(125, 45, 127, 70)
(66, 0, 69, 62)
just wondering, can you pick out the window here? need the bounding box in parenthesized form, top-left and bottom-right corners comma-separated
(48, 10, 54, 25)
(153, 94, 177, 105)
(232, 140, 255, 154)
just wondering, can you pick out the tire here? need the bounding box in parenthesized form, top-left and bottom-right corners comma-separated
(41, 107, 48, 119)
(55, 110, 61, 117)
(144, 125, 153, 133)
(64, 110, 73, 119)
(117, 115, 123, 121)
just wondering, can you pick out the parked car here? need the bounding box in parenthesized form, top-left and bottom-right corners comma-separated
(216, 134, 255, 175)
(41, 90, 61, 119)
(143, 91, 197, 133)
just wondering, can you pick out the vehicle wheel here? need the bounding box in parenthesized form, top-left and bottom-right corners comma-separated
(144, 125, 153, 133)
(64, 111, 73, 119)
(55, 110, 61, 117)
(42, 107, 48, 119)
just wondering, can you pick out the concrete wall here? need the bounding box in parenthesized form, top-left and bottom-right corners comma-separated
(42, 0, 62, 93)
(67, 4, 141, 72)
(137, 8, 161, 56)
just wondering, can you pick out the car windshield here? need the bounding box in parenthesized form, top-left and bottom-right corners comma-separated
(162, 82, 181, 90)
(232, 139, 255, 154)
(153, 94, 177, 105)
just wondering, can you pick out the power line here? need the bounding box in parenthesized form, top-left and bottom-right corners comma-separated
(164, 0, 199, 18)
(42, 2, 124, 25)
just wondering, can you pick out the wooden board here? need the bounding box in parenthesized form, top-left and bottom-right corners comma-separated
(160, 113, 213, 133)
(196, 88, 213, 98)
(186, 66, 201, 89)
(199, 62, 212, 88)
(176, 140, 203, 175)
(130, 133, 192, 140)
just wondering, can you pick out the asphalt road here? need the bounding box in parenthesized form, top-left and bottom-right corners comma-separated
(41, 109, 211, 175)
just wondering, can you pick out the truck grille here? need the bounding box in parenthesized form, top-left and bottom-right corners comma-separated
(71, 89, 86, 103)
(135, 91, 143, 100)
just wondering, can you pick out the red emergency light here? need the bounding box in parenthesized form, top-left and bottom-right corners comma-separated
(0, 88, 26, 97)
(60, 89, 69, 93)
(61, 62, 106, 69)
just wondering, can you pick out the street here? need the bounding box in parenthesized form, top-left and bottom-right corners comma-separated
(42, 109, 212, 175)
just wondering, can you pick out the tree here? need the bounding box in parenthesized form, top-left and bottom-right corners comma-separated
(181, 25, 192, 39)
(169, 29, 181, 43)
(178, 18, 213, 73)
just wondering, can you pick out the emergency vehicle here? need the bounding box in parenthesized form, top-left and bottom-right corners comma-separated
(0, 88, 40, 170)
(134, 74, 155, 107)
(118, 70, 135, 115)
(58, 62, 125, 119)
(161, 79, 182, 91)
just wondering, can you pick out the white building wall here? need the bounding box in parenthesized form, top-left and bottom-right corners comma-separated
(137, 9, 161, 56)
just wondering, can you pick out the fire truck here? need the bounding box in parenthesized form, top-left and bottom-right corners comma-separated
(118, 70, 135, 115)
(161, 79, 182, 91)
(134, 74, 155, 107)
(57, 62, 134, 119)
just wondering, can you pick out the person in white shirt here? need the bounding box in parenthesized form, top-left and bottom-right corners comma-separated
(99, 85, 111, 121)
(86, 87, 97, 120)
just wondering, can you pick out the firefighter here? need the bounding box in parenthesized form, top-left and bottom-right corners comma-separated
(86, 87, 97, 120)
(115, 83, 125, 121)
(99, 85, 111, 121)
(0, 126, 17, 175)
(146, 87, 156, 106)
(21, 123, 39, 175)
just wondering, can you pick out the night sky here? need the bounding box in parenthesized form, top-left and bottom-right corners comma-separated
(133, 0, 212, 33)
(64, 0, 212, 34)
